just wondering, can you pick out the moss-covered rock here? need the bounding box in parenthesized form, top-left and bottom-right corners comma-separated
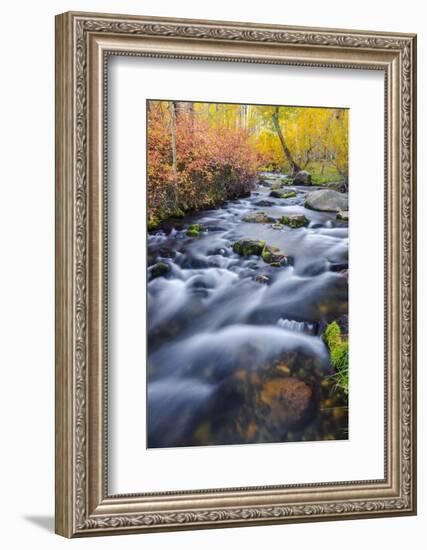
(262, 244, 286, 265)
(292, 170, 312, 185)
(280, 214, 309, 228)
(150, 262, 170, 279)
(269, 190, 297, 199)
(186, 223, 201, 237)
(242, 211, 275, 223)
(233, 239, 291, 266)
(233, 238, 265, 257)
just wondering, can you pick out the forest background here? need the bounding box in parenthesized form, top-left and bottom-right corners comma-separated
(147, 101, 349, 228)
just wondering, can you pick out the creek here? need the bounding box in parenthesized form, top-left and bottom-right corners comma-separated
(147, 174, 349, 448)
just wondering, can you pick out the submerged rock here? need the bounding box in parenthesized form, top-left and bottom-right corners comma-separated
(150, 262, 170, 279)
(305, 189, 348, 212)
(329, 261, 349, 272)
(254, 200, 275, 207)
(233, 238, 265, 257)
(269, 190, 297, 199)
(280, 214, 309, 228)
(242, 211, 276, 223)
(255, 274, 270, 284)
(293, 170, 312, 185)
(259, 377, 314, 428)
(271, 223, 285, 230)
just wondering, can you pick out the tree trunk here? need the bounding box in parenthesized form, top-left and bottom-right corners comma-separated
(271, 107, 302, 176)
(188, 102, 195, 133)
(240, 104, 248, 130)
(169, 101, 178, 180)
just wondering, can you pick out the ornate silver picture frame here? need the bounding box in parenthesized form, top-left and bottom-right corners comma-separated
(55, 11, 417, 537)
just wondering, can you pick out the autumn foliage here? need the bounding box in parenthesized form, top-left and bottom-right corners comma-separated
(147, 101, 260, 227)
(147, 101, 349, 227)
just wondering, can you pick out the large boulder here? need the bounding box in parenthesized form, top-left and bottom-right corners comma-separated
(269, 190, 297, 199)
(242, 211, 276, 223)
(259, 377, 314, 428)
(305, 189, 348, 212)
(293, 170, 312, 185)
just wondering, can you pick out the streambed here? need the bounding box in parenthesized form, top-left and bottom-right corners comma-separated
(147, 175, 349, 448)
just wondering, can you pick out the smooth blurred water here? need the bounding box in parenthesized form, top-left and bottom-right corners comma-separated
(147, 179, 349, 448)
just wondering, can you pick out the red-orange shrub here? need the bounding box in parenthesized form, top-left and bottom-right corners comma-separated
(147, 103, 260, 226)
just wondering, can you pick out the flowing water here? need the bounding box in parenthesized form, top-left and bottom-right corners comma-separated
(147, 176, 349, 448)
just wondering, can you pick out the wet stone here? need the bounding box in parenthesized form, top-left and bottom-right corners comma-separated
(280, 214, 309, 228)
(150, 262, 170, 279)
(242, 211, 276, 224)
(233, 238, 265, 257)
(255, 274, 270, 284)
(269, 190, 297, 199)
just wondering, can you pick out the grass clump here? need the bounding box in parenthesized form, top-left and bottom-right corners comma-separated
(186, 224, 201, 237)
(324, 321, 349, 394)
(311, 174, 336, 185)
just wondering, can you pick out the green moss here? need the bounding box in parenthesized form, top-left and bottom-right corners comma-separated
(261, 247, 273, 263)
(305, 161, 344, 185)
(186, 223, 201, 237)
(233, 239, 265, 256)
(148, 218, 160, 231)
(311, 174, 335, 185)
(262, 244, 285, 265)
(324, 321, 349, 394)
(171, 208, 185, 218)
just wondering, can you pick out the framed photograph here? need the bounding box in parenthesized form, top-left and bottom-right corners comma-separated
(55, 11, 417, 537)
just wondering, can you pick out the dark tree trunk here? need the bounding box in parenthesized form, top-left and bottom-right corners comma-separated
(271, 107, 302, 176)
(169, 101, 177, 180)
